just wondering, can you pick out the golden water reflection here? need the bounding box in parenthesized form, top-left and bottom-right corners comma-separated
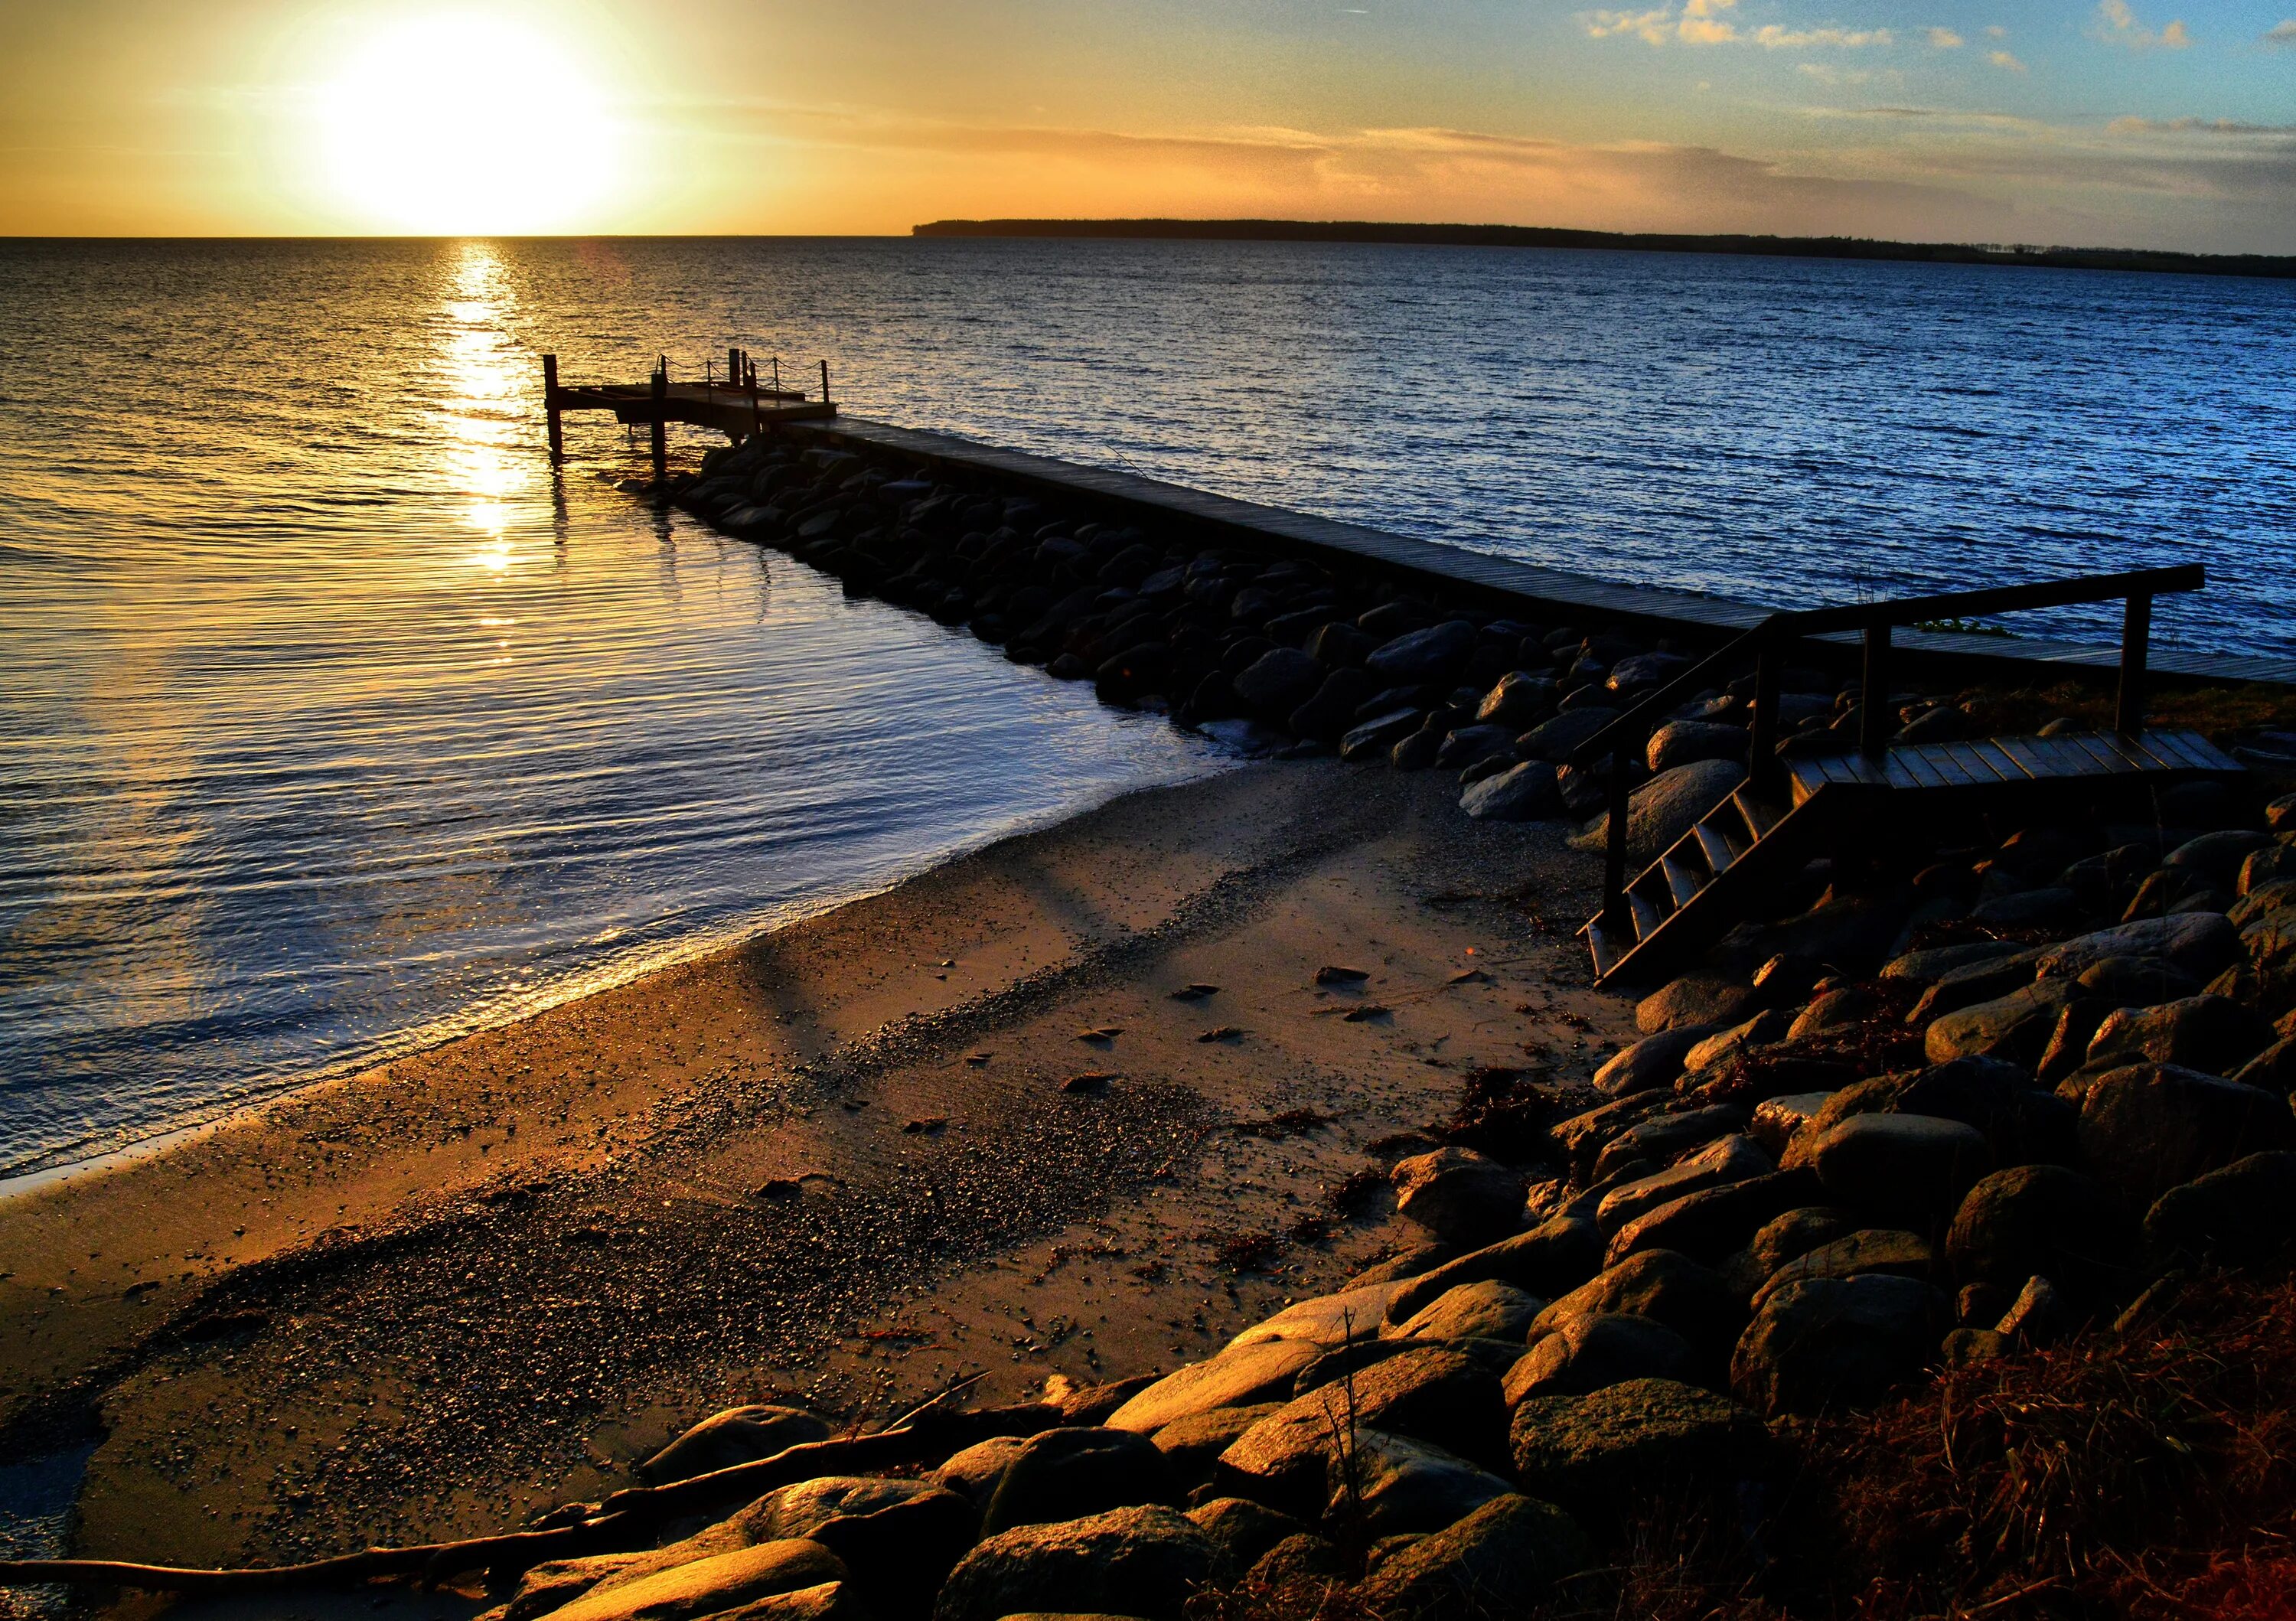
(438, 244, 528, 559)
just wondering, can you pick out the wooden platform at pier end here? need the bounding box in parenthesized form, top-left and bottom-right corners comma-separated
(541, 351, 836, 480)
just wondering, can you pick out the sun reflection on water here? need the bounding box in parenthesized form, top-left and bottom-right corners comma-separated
(436, 245, 528, 563)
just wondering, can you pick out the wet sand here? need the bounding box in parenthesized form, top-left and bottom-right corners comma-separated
(0, 761, 1631, 1593)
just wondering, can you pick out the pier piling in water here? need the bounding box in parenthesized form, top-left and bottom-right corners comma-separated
(542, 354, 563, 465)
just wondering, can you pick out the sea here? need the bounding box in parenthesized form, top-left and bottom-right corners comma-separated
(1, 235, 2290, 1182)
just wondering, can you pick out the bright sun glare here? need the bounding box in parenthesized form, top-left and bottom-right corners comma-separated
(315, 12, 624, 233)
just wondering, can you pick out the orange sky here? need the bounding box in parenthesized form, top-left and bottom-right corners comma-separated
(2, 0, 2291, 250)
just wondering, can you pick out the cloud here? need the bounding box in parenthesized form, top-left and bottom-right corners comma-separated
(1986, 24, 2007, 38)
(2092, 0, 2192, 48)
(1799, 62, 1878, 85)
(2265, 19, 2296, 45)
(1989, 49, 2027, 70)
(1929, 27, 1965, 47)
(1584, 3, 1895, 49)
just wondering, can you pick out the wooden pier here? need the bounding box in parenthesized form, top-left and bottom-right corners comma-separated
(542, 350, 836, 480)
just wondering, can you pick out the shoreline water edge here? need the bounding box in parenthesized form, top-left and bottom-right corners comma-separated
(5, 416, 2296, 1618)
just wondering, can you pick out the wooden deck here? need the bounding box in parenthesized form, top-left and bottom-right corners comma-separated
(553, 381, 837, 436)
(1784, 726, 2240, 803)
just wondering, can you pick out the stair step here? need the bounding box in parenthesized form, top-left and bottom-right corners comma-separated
(1694, 822, 1739, 876)
(1660, 855, 1704, 911)
(1737, 792, 1786, 839)
(1587, 916, 1631, 977)
(1628, 891, 1664, 942)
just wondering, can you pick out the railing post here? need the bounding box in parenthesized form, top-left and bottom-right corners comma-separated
(1603, 746, 1632, 934)
(1749, 635, 1782, 798)
(1860, 622, 1892, 757)
(820, 359, 832, 407)
(2117, 593, 2153, 738)
(728, 347, 740, 393)
(649, 363, 668, 487)
(541, 354, 563, 465)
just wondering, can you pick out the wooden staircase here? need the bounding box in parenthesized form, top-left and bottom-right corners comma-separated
(1583, 726, 2242, 983)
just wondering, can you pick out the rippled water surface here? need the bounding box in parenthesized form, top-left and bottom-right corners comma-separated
(2, 236, 2289, 1176)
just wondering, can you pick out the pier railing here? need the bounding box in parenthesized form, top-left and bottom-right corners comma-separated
(1567, 563, 2206, 934)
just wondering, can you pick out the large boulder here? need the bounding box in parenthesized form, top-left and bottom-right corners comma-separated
(1646, 720, 1747, 775)
(2082, 994, 2276, 1078)
(2142, 1152, 2296, 1263)
(1529, 1249, 1743, 1362)
(2077, 1064, 2296, 1206)
(932, 1505, 1213, 1621)
(1518, 708, 1622, 763)
(1460, 761, 1562, 823)
(1722, 1207, 1854, 1298)
(1808, 1112, 1991, 1221)
(1636, 974, 1761, 1034)
(933, 1435, 1033, 1505)
(1923, 979, 2085, 1067)
(739, 1477, 944, 1541)
(1891, 1055, 2075, 1166)
(1229, 1280, 1415, 1350)
(1336, 1431, 1516, 1538)
(1945, 1165, 2128, 1292)
(1389, 1280, 1544, 1345)
(1216, 1348, 1506, 1513)
(1186, 1495, 1306, 1581)
(1367, 621, 1479, 684)
(1590, 1105, 1747, 1183)
(1502, 1313, 1697, 1404)
(2036, 913, 2242, 983)
(1605, 1171, 1816, 1269)
(1356, 1493, 1590, 1620)
(981, 1427, 1181, 1535)
(1596, 1135, 1773, 1238)
(550, 1542, 847, 1621)
(1107, 1339, 1325, 1433)
(1749, 1229, 1932, 1310)
(1478, 670, 1558, 728)
(1150, 1405, 1283, 1490)
(1508, 1378, 1768, 1509)
(637, 1405, 835, 1485)
(1570, 759, 1747, 867)
(1380, 1216, 1606, 1326)
(1590, 1026, 1720, 1096)
(1392, 1148, 1529, 1248)
(807, 1492, 981, 1620)
(1231, 647, 1326, 721)
(1730, 1274, 1949, 1418)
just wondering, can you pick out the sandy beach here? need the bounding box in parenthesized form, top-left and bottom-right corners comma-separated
(0, 761, 1629, 1579)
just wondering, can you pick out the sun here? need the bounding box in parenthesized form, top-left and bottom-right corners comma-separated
(313, 11, 625, 233)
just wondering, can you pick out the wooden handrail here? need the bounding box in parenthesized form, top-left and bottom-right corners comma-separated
(1574, 564, 2206, 938)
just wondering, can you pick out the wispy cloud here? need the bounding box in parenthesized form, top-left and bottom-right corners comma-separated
(1584, 2, 1894, 49)
(1989, 49, 2028, 71)
(2092, 0, 2191, 49)
(2264, 19, 2296, 46)
(1928, 28, 1965, 47)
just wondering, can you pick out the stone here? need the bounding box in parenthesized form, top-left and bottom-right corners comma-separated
(1551, 1092, 1669, 1165)
(1217, 1348, 1505, 1513)
(933, 1435, 1035, 1508)
(685, 1584, 860, 1621)
(738, 1478, 944, 1542)
(1336, 1430, 1516, 1539)
(1590, 1026, 1722, 1096)
(549, 1542, 847, 1621)
(1570, 759, 1748, 867)
(1389, 1280, 1544, 1345)
(1645, 720, 1746, 775)
(1778, 1078, 1904, 1169)
(2239, 849, 2296, 899)
(637, 1405, 836, 1485)
(1892, 1055, 2075, 1166)
(1346, 1242, 1456, 1290)
(1288, 669, 1379, 742)
(932, 1505, 1214, 1621)
(1517, 707, 1621, 763)
(1356, 1493, 1590, 1620)
(1923, 977, 2087, 1068)
(1508, 1378, 1769, 1508)
(1993, 1274, 2073, 1345)
(1809, 1112, 1991, 1219)
(1684, 1009, 1794, 1076)
(1107, 1339, 1326, 1433)
(2233, 1036, 2296, 1095)
(1392, 1148, 1529, 1248)
(1056, 1378, 1162, 1428)
(807, 1492, 981, 1619)
(1723, 1207, 1854, 1300)
(1609, 1172, 1816, 1269)
(1590, 1105, 1748, 1184)
(1367, 620, 1479, 683)
(1607, 651, 1689, 692)
(1637, 974, 1760, 1034)
(1150, 1405, 1282, 1489)
(1883, 941, 2033, 982)
(1460, 760, 1564, 821)
(1502, 1312, 1697, 1403)
(1477, 671, 1558, 728)
(1244, 1531, 1344, 1589)
(1750, 1093, 1836, 1155)
(1969, 887, 2082, 931)
(2082, 994, 2276, 1077)
(2035, 912, 2243, 983)
(2232, 878, 2296, 928)
(1379, 1216, 1606, 1326)
(1789, 987, 1887, 1041)
(1529, 1249, 1743, 1361)
(2143, 1151, 2296, 1263)
(1730, 1274, 1949, 1418)
(1942, 1328, 2012, 1367)
(2077, 1063, 2296, 1206)
(1945, 1165, 2127, 1292)
(1187, 1495, 1306, 1580)
(1232, 648, 1326, 721)
(1341, 708, 1424, 762)
(1904, 950, 2053, 1026)
(498, 1557, 644, 1621)
(1435, 723, 1515, 770)
(1750, 1229, 1932, 1310)
(2165, 830, 2276, 886)
(1228, 1281, 1414, 1350)
(979, 1428, 1181, 1535)
(1596, 1135, 1774, 1238)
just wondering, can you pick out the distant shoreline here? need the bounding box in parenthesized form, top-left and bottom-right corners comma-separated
(914, 217, 2296, 280)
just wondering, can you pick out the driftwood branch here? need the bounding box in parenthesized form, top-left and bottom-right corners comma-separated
(0, 1395, 1060, 1596)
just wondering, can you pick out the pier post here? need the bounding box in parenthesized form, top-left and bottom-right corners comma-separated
(2116, 594, 2152, 737)
(650, 364, 668, 487)
(729, 347, 742, 393)
(1859, 624, 1892, 757)
(820, 360, 831, 407)
(542, 354, 563, 465)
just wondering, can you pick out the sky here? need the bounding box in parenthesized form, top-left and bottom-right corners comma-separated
(0, 0, 2291, 250)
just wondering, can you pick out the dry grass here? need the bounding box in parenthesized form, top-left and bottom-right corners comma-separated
(1956, 680, 2296, 745)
